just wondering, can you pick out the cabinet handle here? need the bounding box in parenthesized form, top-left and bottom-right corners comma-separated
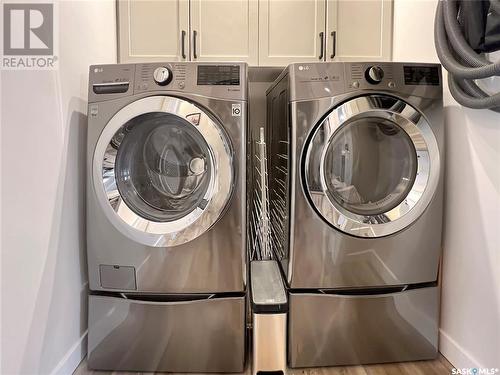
(181, 30, 186, 59)
(193, 30, 198, 59)
(330, 31, 336, 59)
(319, 32, 324, 60)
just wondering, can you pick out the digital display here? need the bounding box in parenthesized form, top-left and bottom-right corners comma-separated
(404, 66, 440, 86)
(197, 65, 240, 86)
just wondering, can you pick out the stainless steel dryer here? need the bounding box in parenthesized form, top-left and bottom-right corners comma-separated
(266, 62, 444, 367)
(86, 62, 247, 372)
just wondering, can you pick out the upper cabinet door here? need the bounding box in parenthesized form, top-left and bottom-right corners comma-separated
(326, 0, 392, 62)
(259, 0, 326, 66)
(118, 0, 189, 63)
(190, 0, 258, 64)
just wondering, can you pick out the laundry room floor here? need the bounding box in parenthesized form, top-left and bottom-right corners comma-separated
(74, 354, 453, 375)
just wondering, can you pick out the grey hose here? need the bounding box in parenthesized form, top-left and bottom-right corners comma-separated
(434, 0, 500, 111)
(490, 0, 500, 14)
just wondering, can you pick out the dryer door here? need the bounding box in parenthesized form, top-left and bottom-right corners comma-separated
(93, 96, 233, 247)
(303, 95, 440, 238)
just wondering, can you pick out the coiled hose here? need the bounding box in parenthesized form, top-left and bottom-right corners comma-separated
(434, 0, 500, 112)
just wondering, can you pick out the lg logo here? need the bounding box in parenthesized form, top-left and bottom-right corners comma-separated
(3, 3, 53, 55)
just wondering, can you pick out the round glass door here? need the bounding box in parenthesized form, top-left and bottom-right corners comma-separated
(93, 96, 233, 247)
(304, 95, 440, 238)
(114, 112, 212, 222)
(323, 117, 417, 216)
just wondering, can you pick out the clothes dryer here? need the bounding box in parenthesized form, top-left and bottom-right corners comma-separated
(266, 62, 444, 367)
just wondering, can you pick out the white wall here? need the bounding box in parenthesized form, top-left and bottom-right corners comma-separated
(0, 1, 116, 374)
(393, 0, 500, 370)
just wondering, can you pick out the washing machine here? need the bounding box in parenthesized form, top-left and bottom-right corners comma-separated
(266, 62, 444, 367)
(86, 62, 247, 372)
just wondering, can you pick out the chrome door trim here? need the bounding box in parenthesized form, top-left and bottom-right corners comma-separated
(93, 95, 233, 247)
(303, 95, 440, 238)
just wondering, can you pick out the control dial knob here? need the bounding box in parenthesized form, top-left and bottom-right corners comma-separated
(153, 66, 172, 86)
(365, 66, 384, 84)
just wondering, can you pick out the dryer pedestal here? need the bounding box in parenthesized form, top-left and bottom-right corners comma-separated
(288, 286, 439, 368)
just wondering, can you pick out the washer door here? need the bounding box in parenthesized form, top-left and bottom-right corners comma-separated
(93, 96, 233, 247)
(303, 95, 440, 238)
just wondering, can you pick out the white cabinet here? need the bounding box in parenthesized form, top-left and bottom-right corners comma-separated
(118, 0, 189, 62)
(190, 0, 258, 64)
(258, 0, 326, 66)
(118, 0, 257, 64)
(259, 0, 392, 66)
(326, 0, 392, 61)
(117, 0, 393, 65)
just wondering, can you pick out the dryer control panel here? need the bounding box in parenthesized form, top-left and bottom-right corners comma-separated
(345, 62, 442, 99)
(287, 62, 442, 101)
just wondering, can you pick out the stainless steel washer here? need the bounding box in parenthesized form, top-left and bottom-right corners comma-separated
(266, 62, 444, 367)
(86, 62, 247, 372)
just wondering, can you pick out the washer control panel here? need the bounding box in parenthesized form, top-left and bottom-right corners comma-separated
(88, 62, 247, 102)
(134, 63, 245, 100)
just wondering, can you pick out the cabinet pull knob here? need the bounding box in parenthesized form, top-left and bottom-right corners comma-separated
(193, 30, 198, 59)
(181, 30, 186, 59)
(331, 31, 336, 59)
(319, 32, 324, 60)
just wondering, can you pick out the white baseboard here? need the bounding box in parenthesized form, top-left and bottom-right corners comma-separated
(439, 329, 482, 370)
(50, 332, 88, 375)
